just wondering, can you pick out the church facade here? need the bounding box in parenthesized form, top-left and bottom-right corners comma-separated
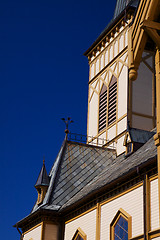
(14, 1, 160, 240)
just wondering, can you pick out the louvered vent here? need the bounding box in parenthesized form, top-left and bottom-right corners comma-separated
(108, 76, 117, 125)
(99, 84, 107, 132)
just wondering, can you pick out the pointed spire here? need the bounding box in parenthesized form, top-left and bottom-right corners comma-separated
(35, 159, 49, 187)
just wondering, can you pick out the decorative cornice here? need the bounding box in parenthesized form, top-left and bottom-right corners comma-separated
(85, 8, 135, 62)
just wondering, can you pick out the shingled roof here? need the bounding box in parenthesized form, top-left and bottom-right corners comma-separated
(31, 139, 116, 213)
(61, 133, 156, 210)
(113, 0, 139, 20)
(35, 160, 49, 187)
(128, 128, 155, 144)
(32, 130, 156, 213)
(15, 130, 156, 227)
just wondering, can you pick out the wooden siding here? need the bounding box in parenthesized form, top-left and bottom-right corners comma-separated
(23, 224, 42, 240)
(100, 186, 143, 240)
(150, 178, 159, 230)
(65, 209, 96, 240)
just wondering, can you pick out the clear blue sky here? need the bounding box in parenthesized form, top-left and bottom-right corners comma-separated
(0, 0, 116, 239)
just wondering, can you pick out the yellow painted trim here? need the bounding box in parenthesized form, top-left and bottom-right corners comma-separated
(116, 61, 119, 137)
(87, 123, 126, 146)
(117, 113, 127, 122)
(65, 206, 96, 224)
(146, 174, 150, 240)
(155, 49, 160, 224)
(118, 54, 128, 78)
(90, 84, 99, 95)
(107, 121, 116, 130)
(149, 174, 158, 182)
(123, 132, 132, 146)
(41, 222, 44, 240)
(23, 222, 42, 235)
(89, 24, 129, 65)
(71, 227, 87, 240)
(130, 234, 144, 240)
(89, 47, 128, 85)
(149, 228, 160, 238)
(110, 208, 132, 240)
(100, 182, 143, 206)
(87, 85, 90, 140)
(150, 232, 160, 239)
(96, 203, 101, 240)
(152, 54, 156, 128)
(105, 130, 126, 147)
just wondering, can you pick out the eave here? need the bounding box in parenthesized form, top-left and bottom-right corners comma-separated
(14, 208, 60, 232)
(84, 5, 136, 58)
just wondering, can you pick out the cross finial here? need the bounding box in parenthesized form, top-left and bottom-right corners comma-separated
(61, 117, 73, 138)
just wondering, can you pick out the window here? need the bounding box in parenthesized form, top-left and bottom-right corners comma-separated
(110, 208, 132, 240)
(108, 76, 117, 125)
(74, 235, 84, 240)
(98, 76, 117, 133)
(114, 216, 128, 240)
(99, 84, 107, 132)
(72, 228, 86, 240)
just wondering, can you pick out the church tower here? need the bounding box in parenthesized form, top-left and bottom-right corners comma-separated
(84, 0, 156, 155)
(14, 1, 160, 240)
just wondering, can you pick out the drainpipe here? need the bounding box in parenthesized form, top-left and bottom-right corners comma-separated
(143, 173, 147, 240)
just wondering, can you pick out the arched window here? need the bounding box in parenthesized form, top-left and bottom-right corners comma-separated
(72, 228, 86, 240)
(98, 76, 117, 133)
(108, 75, 117, 126)
(110, 208, 132, 240)
(114, 216, 128, 240)
(98, 84, 107, 132)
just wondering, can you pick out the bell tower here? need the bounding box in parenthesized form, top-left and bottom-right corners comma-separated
(84, 1, 156, 155)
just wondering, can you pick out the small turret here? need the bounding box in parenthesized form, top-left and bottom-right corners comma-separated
(35, 160, 49, 205)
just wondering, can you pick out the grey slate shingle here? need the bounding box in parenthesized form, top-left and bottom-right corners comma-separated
(61, 136, 156, 210)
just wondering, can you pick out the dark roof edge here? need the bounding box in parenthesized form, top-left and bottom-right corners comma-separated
(13, 209, 59, 228)
(43, 137, 67, 205)
(60, 155, 157, 213)
(84, 5, 136, 57)
(28, 137, 67, 214)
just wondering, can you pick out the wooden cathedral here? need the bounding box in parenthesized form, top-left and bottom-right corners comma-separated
(14, 1, 160, 240)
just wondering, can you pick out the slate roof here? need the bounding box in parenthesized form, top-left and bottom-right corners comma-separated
(31, 140, 116, 213)
(113, 0, 139, 20)
(61, 134, 156, 210)
(15, 130, 156, 228)
(128, 128, 155, 144)
(38, 130, 155, 212)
